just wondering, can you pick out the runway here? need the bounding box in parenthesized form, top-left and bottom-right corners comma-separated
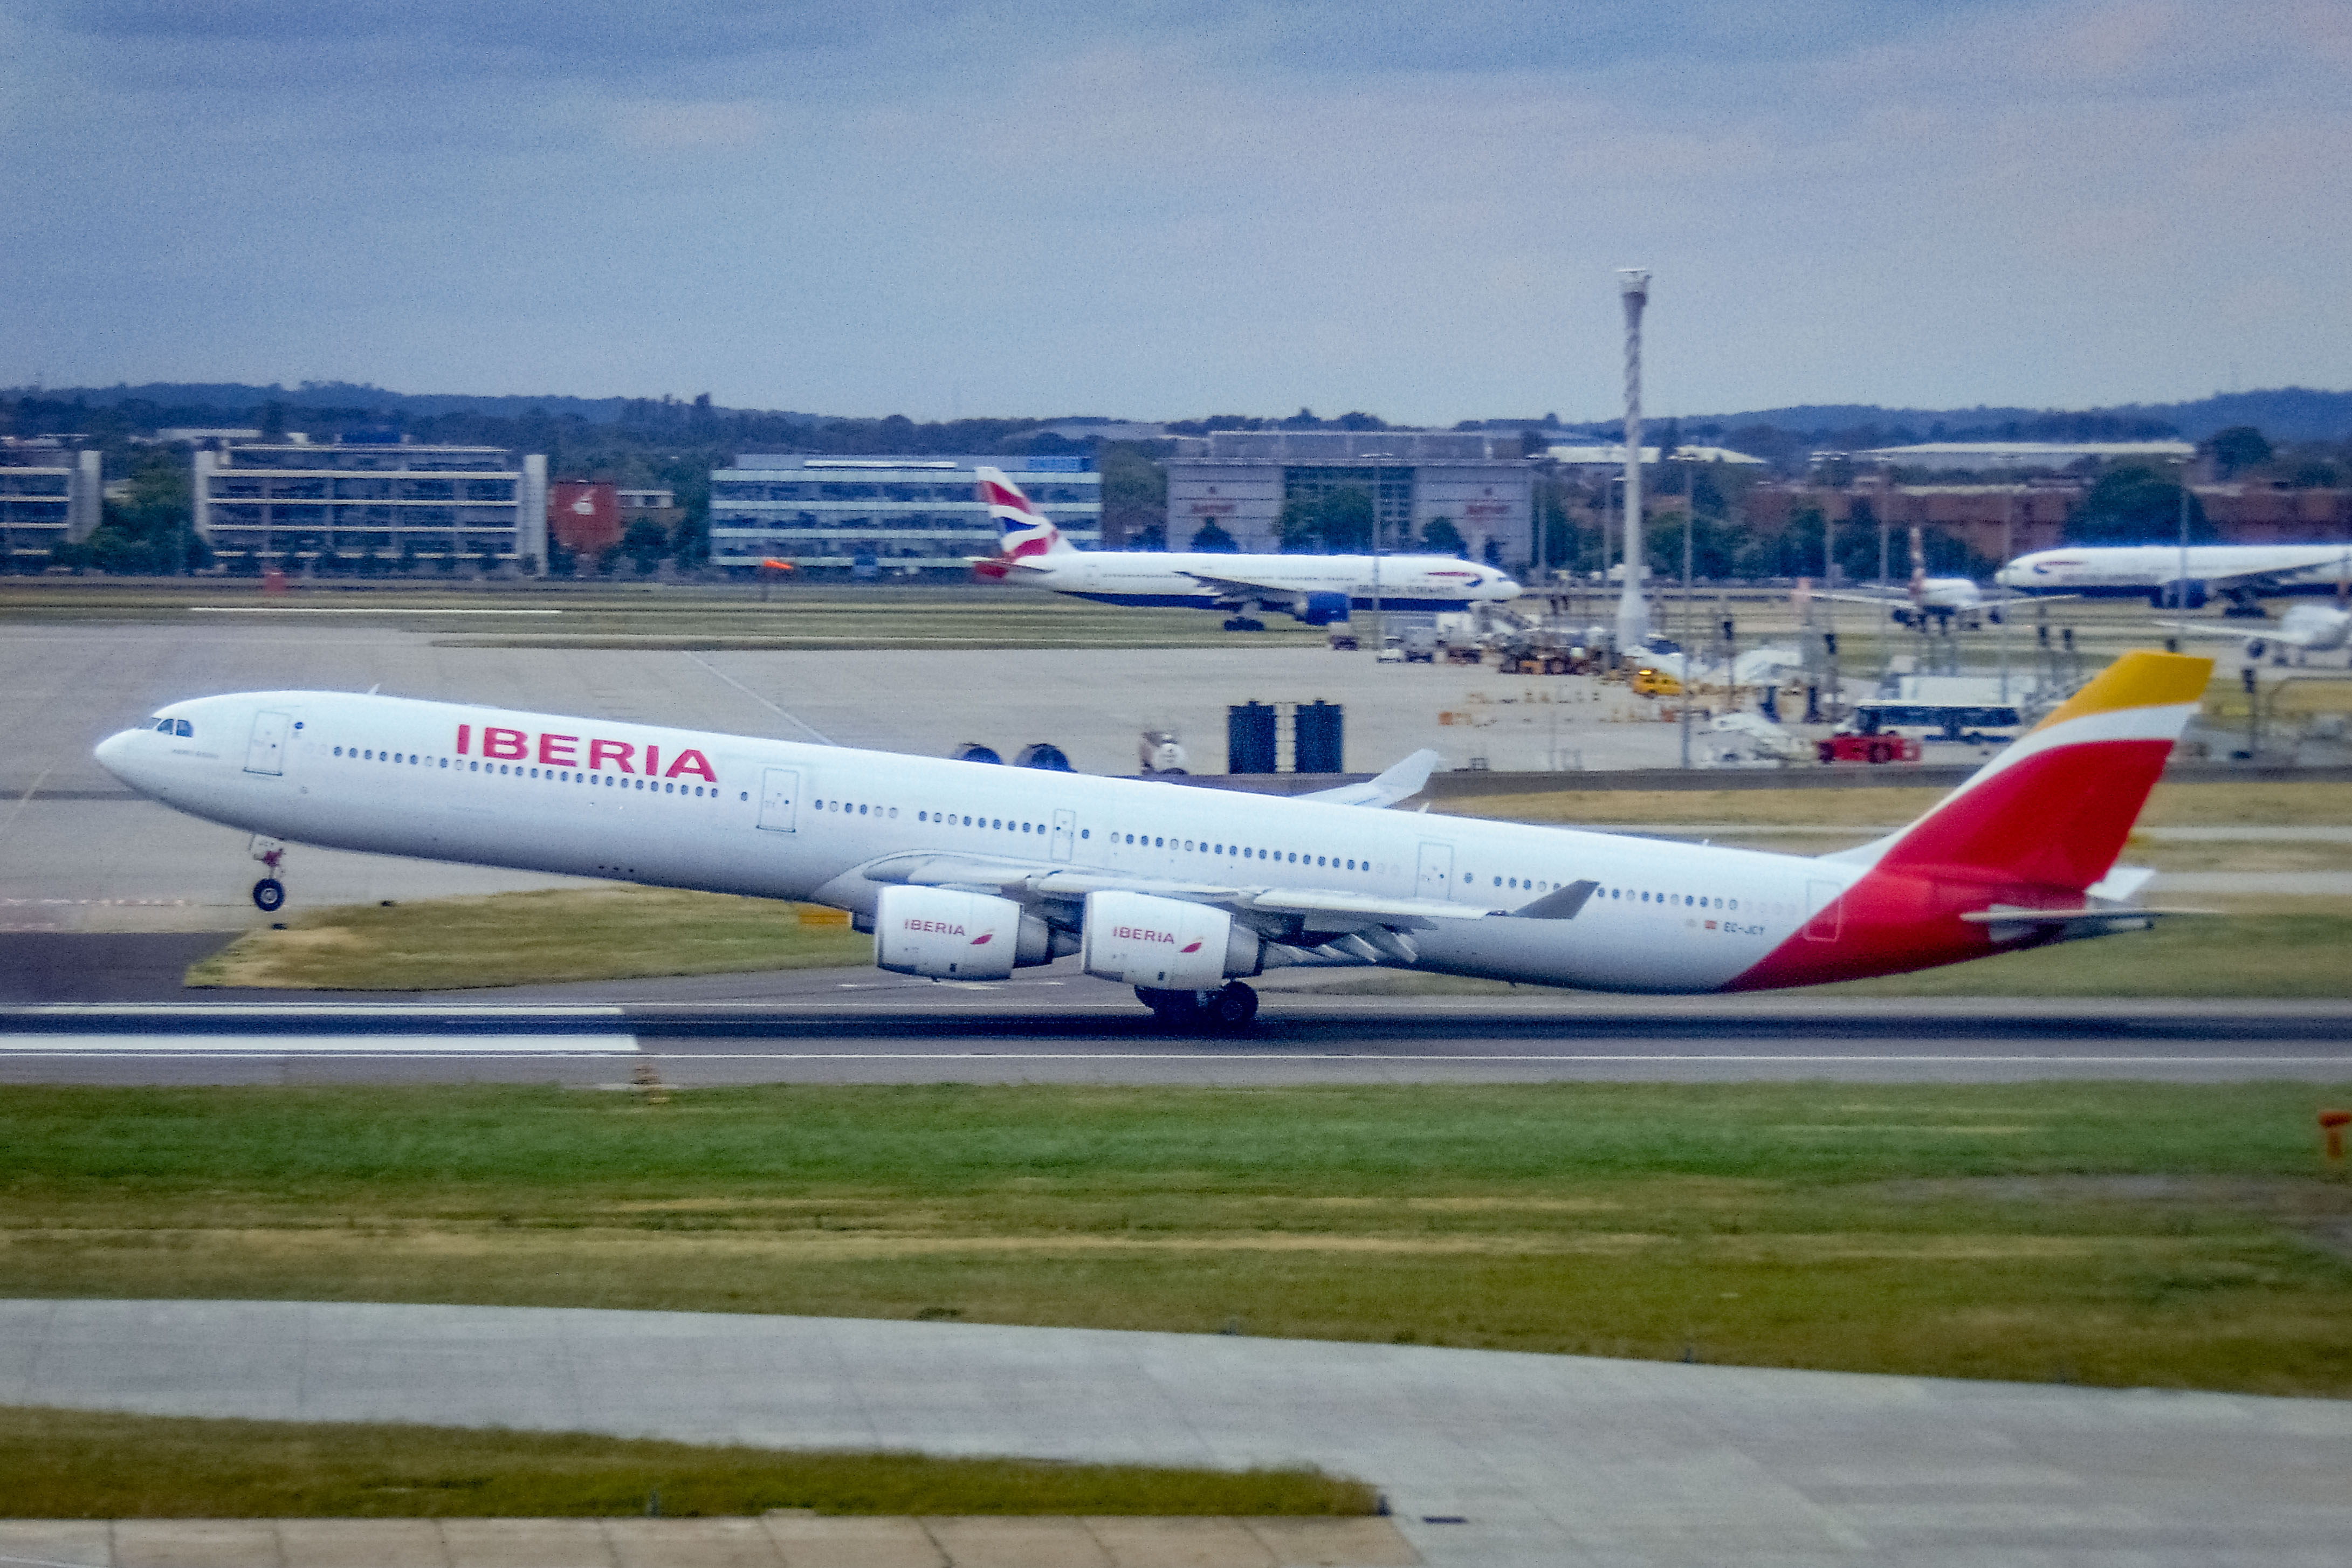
(5, 988, 2349, 1084)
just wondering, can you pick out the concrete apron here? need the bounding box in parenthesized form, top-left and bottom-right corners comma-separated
(0, 1515, 1419, 1568)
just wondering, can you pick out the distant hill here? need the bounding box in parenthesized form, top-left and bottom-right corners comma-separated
(2, 381, 823, 428)
(1563, 389, 2352, 445)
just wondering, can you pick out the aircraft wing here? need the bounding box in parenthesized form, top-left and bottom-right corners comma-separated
(1294, 749, 1441, 807)
(1177, 569, 1298, 597)
(2155, 617, 2339, 650)
(863, 851, 1496, 924)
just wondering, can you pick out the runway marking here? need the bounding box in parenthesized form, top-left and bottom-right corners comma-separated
(0, 1034, 641, 1055)
(27, 1004, 628, 1017)
(682, 651, 835, 745)
(188, 606, 565, 615)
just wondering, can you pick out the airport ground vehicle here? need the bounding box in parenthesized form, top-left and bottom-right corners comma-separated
(96, 652, 2209, 1024)
(1632, 667, 1684, 697)
(1818, 732, 1926, 765)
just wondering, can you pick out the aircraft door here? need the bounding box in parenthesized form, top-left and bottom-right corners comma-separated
(243, 711, 291, 776)
(1050, 809, 1076, 862)
(1416, 841, 1455, 900)
(1802, 878, 1844, 942)
(757, 767, 800, 833)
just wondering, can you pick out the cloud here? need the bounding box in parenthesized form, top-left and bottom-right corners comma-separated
(2, 0, 2345, 418)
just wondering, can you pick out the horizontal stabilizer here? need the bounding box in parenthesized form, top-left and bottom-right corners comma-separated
(1959, 905, 2219, 924)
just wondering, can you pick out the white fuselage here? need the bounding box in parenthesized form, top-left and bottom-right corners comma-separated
(2001, 545, 2352, 599)
(97, 690, 1852, 995)
(1013, 552, 1521, 613)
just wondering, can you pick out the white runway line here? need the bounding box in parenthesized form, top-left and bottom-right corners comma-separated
(631, 1050, 2352, 1065)
(0, 1035, 641, 1054)
(187, 607, 565, 615)
(27, 1004, 629, 1017)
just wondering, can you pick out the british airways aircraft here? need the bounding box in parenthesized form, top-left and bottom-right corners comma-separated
(95, 652, 2208, 1029)
(969, 467, 1520, 627)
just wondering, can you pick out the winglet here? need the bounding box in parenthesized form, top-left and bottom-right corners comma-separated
(1295, 748, 1442, 808)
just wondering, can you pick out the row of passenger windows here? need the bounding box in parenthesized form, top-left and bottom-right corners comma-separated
(914, 809, 1085, 838)
(1603, 887, 1740, 911)
(331, 745, 724, 798)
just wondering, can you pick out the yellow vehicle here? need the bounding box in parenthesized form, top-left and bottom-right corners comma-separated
(1631, 666, 1684, 698)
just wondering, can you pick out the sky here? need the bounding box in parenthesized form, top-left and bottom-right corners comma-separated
(2, 0, 2347, 424)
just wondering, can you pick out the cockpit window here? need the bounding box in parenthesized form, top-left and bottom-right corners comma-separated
(175, 719, 194, 738)
(153, 718, 171, 731)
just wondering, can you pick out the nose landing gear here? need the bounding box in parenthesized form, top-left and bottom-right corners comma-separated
(249, 835, 287, 913)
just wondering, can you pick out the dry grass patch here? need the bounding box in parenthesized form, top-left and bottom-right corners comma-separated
(1439, 779, 2352, 830)
(186, 886, 869, 991)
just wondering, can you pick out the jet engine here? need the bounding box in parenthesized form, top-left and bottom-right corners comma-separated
(1291, 591, 1352, 627)
(875, 886, 1063, 980)
(1081, 890, 1260, 991)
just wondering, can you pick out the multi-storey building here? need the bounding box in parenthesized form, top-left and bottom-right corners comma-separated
(194, 443, 548, 572)
(0, 442, 102, 568)
(1163, 431, 1534, 562)
(706, 456, 1099, 575)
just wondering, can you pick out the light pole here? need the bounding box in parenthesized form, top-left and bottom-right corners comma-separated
(1679, 455, 1695, 769)
(1614, 268, 1651, 659)
(1998, 488, 2014, 703)
(2176, 458, 2194, 614)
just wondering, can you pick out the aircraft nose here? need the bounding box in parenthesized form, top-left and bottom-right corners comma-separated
(93, 728, 149, 789)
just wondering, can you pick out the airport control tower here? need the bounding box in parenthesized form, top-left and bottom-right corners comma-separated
(1614, 267, 1651, 658)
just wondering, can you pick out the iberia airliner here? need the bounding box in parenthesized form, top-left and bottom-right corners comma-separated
(95, 652, 2210, 1028)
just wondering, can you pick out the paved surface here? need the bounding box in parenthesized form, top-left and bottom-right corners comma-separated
(8, 1299, 2351, 1568)
(0, 1514, 1417, 1567)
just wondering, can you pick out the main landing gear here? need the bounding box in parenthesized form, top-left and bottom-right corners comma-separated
(249, 836, 287, 913)
(1136, 980, 1260, 1033)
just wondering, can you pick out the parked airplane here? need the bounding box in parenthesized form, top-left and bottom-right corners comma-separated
(969, 467, 1519, 627)
(2157, 602, 2352, 664)
(95, 652, 2210, 1028)
(1813, 528, 2010, 628)
(2000, 544, 2352, 610)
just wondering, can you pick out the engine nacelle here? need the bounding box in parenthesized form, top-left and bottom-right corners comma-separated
(1082, 891, 1258, 991)
(874, 886, 1022, 980)
(1291, 590, 1352, 627)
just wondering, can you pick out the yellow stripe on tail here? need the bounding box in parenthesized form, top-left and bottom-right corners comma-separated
(2030, 649, 2213, 733)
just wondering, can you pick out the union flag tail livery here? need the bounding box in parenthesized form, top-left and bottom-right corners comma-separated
(970, 466, 1072, 579)
(1727, 650, 2212, 989)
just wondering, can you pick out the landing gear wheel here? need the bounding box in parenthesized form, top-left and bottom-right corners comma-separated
(1208, 981, 1259, 1033)
(252, 877, 286, 913)
(1136, 985, 1211, 1027)
(1222, 616, 1266, 632)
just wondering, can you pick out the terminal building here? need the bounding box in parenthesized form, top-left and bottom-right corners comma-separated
(706, 456, 1100, 575)
(194, 443, 548, 572)
(0, 442, 102, 569)
(1163, 431, 1534, 562)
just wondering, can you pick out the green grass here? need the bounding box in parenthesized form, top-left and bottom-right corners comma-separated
(0, 1406, 1371, 1518)
(185, 889, 871, 991)
(6, 1084, 2350, 1396)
